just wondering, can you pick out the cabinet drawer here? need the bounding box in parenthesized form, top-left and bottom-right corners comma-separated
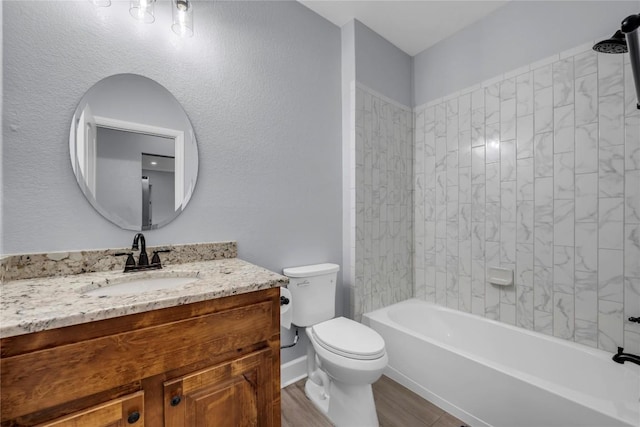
(36, 391, 144, 427)
(1, 300, 273, 422)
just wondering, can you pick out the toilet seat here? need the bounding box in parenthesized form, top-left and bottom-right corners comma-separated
(311, 317, 386, 360)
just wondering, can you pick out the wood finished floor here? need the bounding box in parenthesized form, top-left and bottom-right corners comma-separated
(281, 375, 467, 427)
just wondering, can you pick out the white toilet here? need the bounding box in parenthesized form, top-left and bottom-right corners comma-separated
(283, 263, 388, 427)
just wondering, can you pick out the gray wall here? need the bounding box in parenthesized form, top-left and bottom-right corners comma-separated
(354, 20, 412, 107)
(96, 128, 145, 228)
(413, 1, 640, 106)
(2, 1, 342, 364)
(143, 169, 176, 226)
(341, 20, 356, 314)
(1, 1, 4, 255)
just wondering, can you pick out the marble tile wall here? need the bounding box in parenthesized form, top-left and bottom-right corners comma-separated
(414, 44, 640, 353)
(351, 84, 414, 321)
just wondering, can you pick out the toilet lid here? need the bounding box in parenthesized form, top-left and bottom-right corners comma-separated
(311, 317, 385, 360)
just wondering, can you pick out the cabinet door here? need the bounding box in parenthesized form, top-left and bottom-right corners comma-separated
(164, 348, 273, 427)
(37, 391, 144, 427)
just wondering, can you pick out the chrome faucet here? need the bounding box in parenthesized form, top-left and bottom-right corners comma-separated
(613, 347, 640, 366)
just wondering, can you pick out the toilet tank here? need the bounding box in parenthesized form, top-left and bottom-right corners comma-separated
(283, 263, 340, 327)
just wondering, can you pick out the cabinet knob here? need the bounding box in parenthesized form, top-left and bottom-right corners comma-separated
(127, 411, 141, 424)
(170, 395, 182, 406)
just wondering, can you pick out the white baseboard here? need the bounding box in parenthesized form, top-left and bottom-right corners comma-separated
(281, 355, 307, 388)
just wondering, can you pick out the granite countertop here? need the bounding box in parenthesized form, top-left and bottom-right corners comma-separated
(0, 258, 288, 339)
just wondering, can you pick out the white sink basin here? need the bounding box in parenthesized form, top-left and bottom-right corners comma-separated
(84, 276, 198, 297)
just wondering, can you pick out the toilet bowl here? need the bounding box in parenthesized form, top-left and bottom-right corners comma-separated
(304, 317, 388, 426)
(283, 264, 388, 426)
(309, 317, 387, 385)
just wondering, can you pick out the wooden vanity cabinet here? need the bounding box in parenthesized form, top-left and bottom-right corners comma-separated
(0, 288, 281, 427)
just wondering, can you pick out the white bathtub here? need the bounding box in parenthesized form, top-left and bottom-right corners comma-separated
(363, 299, 640, 427)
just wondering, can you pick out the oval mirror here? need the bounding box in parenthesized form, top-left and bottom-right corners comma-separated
(69, 74, 198, 230)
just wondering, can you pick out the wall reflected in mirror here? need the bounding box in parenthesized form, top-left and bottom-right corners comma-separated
(95, 127, 176, 230)
(69, 74, 198, 230)
(141, 153, 176, 229)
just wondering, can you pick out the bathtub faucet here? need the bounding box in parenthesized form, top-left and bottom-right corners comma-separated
(612, 347, 640, 365)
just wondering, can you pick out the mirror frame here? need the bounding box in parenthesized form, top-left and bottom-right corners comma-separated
(69, 74, 198, 230)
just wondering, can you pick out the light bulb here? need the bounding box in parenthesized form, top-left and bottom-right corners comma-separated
(130, 0, 155, 24)
(176, 0, 188, 12)
(89, 0, 111, 7)
(172, 0, 193, 37)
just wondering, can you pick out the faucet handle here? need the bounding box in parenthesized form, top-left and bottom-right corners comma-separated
(151, 249, 171, 265)
(115, 252, 136, 268)
(617, 346, 624, 355)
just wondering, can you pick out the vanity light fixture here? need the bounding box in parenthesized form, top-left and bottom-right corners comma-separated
(172, 0, 194, 38)
(130, 0, 156, 24)
(89, 0, 193, 37)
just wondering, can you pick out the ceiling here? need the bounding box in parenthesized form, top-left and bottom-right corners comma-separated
(298, 1, 509, 56)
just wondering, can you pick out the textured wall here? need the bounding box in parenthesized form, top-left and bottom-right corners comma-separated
(2, 1, 342, 363)
(413, 42, 640, 353)
(0, 1, 4, 255)
(413, 1, 640, 106)
(341, 21, 356, 314)
(352, 84, 413, 321)
(354, 20, 413, 107)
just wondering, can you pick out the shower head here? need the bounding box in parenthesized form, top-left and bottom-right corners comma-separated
(592, 30, 628, 53)
(595, 14, 640, 109)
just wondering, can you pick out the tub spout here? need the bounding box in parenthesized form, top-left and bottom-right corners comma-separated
(612, 347, 640, 365)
